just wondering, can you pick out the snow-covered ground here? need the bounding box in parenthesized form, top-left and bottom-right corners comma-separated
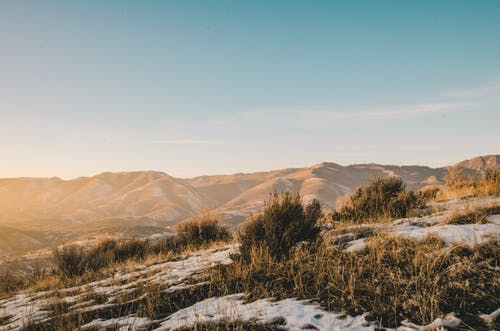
(0, 245, 237, 330)
(1, 197, 499, 330)
(343, 197, 500, 252)
(80, 294, 377, 331)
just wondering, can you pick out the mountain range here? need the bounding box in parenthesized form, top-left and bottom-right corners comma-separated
(0, 154, 498, 258)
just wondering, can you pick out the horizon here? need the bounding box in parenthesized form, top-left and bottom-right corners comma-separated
(0, 153, 495, 180)
(1, 1, 500, 178)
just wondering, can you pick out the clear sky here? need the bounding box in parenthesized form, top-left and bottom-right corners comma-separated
(1, 1, 499, 178)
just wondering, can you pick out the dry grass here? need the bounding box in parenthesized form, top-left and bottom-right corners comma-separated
(441, 204, 500, 225)
(10, 234, 499, 330)
(443, 167, 500, 200)
(205, 235, 499, 329)
(4, 190, 500, 330)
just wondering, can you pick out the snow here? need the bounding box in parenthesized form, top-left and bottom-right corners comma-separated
(342, 212, 499, 252)
(394, 222, 499, 246)
(397, 313, 461, 331)
(479, 307, 500, 327)
(156, 294, 377, 331)
(78, 297, 472, 331)
(80, 316, 154, 331)
(345, 238, 367, 252)
(0, 245, 237, 331)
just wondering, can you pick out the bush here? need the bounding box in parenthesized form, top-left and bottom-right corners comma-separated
(444, 167, 500, 198)
(415, 186, 440, 202)
(239, 192, 322, 261)
(53, 246, 86, 278)
(176, 214, 231, 247)
(84, 239, 150, 272)
(480, 168, 500, 196)
(0, 271, 26, 297)
(331, 176, 426, 222)
(53, 239, 151, 277)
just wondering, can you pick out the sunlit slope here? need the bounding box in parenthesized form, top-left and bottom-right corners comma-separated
(0, 171, 210, 229)
(0, 155, 496, 247)
(213, 162, 447, 221)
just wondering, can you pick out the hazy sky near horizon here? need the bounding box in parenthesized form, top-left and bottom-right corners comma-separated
(1, 1, 499, 178)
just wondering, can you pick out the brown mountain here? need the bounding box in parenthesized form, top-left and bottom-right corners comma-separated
(455, 155, 500, 171)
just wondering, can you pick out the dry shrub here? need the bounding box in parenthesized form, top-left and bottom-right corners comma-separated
(239, 192, 322, 261)
(416, 186, 440, 202)
(52, 246, 86, 278)
(176, 213, 231, 247)
(445, 167, 500, 198)
(479, 168, 500, 196)
(0, 271, 26, 297)
(331, 176, 426, 223)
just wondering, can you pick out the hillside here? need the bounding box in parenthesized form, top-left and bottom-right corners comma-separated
(456, 154, 500, 171)
(1, 196, 498, 330)
(0, 155, 496, 258)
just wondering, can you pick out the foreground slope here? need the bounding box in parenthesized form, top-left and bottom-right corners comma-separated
(1, 196, 498, 330)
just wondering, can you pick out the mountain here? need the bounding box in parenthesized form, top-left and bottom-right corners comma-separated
(455, 155, 500, 171)
(201, 162, 447, 224)
(0, 155, 496, 258)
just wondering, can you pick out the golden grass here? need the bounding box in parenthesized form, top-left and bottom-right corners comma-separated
(441, 204, 500, 225)
(205, 235, 499, 329)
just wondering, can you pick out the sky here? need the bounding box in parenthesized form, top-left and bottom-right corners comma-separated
(1, 1, 499, 179)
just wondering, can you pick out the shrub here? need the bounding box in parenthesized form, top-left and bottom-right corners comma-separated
(444, 167, 500, 198)
(479, 168, 500, 196)
(415, 186, 440, 202)
(445, 166, 476, 192)
(53, 239, 152, 277)
(331, 176, 426, 222)
(53, 246, 86, 278)
(0, 271, 25, 297)
(239, 192, 322, 261)
(84, 239, 150, 272)
(176, 214, 231, 247)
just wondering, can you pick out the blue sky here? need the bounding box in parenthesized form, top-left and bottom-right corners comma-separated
(1, 1, 499, 178)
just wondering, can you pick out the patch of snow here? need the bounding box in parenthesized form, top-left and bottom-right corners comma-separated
(397, 313, 461, 331)
(479, 307, 500, 327)
(80, 316, 154, 331)
(487, 214, 500, 224)
(156, 294, 377, 331)
(335, 210, 499, 252)
(345, 239, 366, 252)
(394, 222, 499, 246)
